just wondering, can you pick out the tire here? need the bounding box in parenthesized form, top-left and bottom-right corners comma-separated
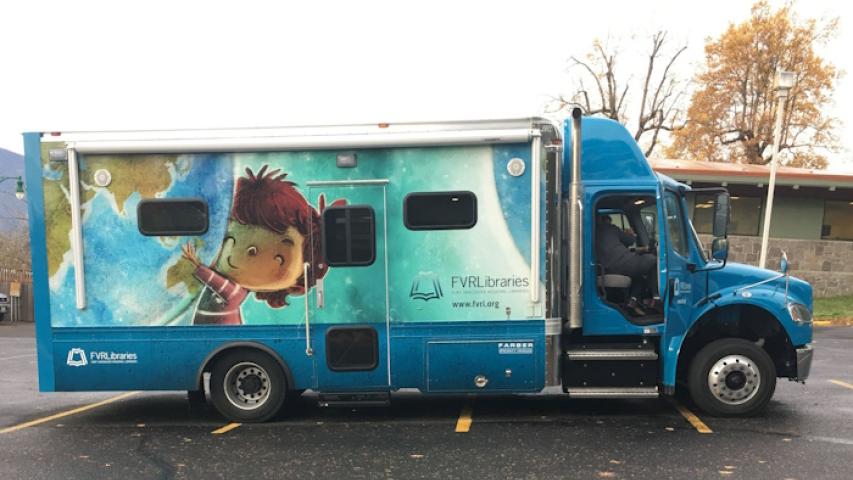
(688, 338, 776, 417)
(209, 350, 287, 423)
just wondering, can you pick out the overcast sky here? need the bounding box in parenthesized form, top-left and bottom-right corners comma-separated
(1, 0, 850, 170)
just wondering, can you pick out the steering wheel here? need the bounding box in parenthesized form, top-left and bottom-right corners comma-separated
(635, 237, 657, 254)
(646, 237, 658, 253)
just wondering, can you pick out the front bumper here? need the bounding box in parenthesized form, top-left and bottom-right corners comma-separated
(793, 344, 814, 381)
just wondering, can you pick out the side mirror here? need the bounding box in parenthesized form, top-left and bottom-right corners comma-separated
(712, 192, 730, 238)
(711, 237, 729, 262)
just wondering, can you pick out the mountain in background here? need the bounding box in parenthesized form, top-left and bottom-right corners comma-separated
(0, 148, 28, 234)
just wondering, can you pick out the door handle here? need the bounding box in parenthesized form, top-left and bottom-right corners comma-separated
(303, 262, 313, 356)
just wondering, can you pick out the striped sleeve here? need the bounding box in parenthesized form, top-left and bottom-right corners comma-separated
(193, 265, 236, 296)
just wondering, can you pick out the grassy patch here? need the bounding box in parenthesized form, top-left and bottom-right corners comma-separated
(813, 296, 853, 320)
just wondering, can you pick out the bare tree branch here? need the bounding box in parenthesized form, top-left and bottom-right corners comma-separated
(558, 32, 688, 157)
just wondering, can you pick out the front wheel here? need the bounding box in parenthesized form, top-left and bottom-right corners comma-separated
(209, 350, 287, 423)
(688, 338, 776, 417)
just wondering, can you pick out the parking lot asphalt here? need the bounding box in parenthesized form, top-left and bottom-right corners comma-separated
(1, 323, 851, 479)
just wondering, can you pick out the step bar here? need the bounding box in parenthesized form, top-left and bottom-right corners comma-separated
(566, 387, 660, 399)
(318, 392, 391, 408)
(565, 349, 658, 361)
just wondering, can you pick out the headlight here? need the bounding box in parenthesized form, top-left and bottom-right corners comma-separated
(788, 302, 812, 324)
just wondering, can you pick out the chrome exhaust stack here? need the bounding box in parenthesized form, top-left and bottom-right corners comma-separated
(568, 108, 583, 330)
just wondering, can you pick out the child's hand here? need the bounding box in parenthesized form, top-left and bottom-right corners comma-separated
(181, 242, 201, 267)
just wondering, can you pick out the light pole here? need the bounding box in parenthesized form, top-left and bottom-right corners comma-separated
(0, 176, 25, 200)
(758, 70, 795, 269)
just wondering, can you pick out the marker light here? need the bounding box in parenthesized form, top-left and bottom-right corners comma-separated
(15, 178, 24, 200)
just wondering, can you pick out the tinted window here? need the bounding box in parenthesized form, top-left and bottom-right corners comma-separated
(323, 206, 375, 266)
(326, 326, 378, 371)
(693, 193, 761, 236)
(822, 200, 853, 240)
(137, 199, 208, 236)
(404, 192, 477, 230)
(664, 191, 689, 257)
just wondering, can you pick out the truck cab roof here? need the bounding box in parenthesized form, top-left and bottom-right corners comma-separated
(563, 116, 662, 191)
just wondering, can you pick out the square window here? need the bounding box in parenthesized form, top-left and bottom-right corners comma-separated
(822, 200, 853, 240)
(326, 326, 378, 371)
(322, 206, 376, 266)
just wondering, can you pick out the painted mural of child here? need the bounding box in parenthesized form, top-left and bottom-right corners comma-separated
(182, 165, 342, 325)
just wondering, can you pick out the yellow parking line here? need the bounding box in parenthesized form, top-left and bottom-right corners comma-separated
(830, 379, 853, 391)
(455, 405, 473, 433)
(211, 422, 242, 435)
(672, 402, 713, 434)
(0, 391, 140, 434)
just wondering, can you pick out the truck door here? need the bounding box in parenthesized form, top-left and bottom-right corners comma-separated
(307, 182, 389, 392)
(661, 190, 693, 334)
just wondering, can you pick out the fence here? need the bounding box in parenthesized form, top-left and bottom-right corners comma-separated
(0, 268, 33, 323)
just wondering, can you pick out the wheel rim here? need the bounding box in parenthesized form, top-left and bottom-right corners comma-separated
(223, 362, 272, 411)
(707, 354, 761, 406)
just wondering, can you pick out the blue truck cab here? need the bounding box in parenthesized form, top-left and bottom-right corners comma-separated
(568, 112, 813, 415)
(24, 110, 813, 421)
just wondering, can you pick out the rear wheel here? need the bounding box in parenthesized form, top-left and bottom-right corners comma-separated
(688, 338, 776, 417)
(209, 350, 287, 423)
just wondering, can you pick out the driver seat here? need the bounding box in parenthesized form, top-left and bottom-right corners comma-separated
(596, 265, 632, 304)
(598, 274, 632, 290)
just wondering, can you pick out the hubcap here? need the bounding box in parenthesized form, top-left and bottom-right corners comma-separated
(707, 354, 761, 406)
(223, 362, 272, 411)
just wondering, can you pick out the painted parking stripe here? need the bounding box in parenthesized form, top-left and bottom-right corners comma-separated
(455, 405, 473, 433)
(830, 379, 853, 390)
(212, 422, 242, 435)
(672, 402, 713, 434)
(0, 391, 139, 434)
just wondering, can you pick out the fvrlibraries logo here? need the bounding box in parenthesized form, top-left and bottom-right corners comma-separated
(65, 347, 139, 366)
(66, 348, 88, 367)
(410, 272, 443, 301)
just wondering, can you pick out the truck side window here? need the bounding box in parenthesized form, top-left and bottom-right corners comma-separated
(137, 199, 208, 236)
(404, 191, 477, 230)
(664, 192, 688, 257)
(322, 206, 376, 266)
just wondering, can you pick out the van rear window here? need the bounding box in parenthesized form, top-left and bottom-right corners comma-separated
(404, 191, 477, 230)
(137, 199, 209, 236)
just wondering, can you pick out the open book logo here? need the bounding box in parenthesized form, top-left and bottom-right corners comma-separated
(409, 273, 443, 301)
(66, 348, 88, 367)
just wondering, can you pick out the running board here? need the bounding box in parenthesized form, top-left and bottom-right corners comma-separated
(566, 387, 659, 399)
(565, 349, 658, 361)
(318, 392, 391, 408)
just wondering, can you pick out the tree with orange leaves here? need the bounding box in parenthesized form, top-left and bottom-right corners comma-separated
(667, 1, 839, 169)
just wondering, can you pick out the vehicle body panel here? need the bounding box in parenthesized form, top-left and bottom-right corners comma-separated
(26, 132, 550, 394)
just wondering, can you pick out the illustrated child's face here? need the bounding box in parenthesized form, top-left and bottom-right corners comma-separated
(216, 221, 306, 292)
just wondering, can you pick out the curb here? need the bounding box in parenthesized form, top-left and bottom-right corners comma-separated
(813, 320, 853, 327)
